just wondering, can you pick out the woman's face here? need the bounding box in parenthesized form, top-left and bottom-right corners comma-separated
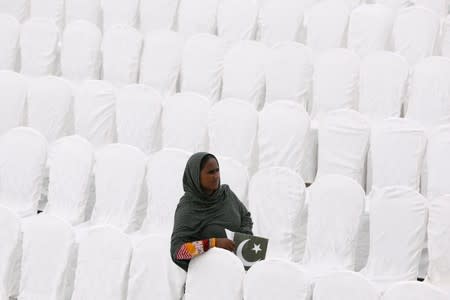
(200, 157, 220, 195)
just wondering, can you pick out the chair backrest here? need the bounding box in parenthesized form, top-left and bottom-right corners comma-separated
(0, 0, 28, 21)
(176, 0, 220, 36)
(382, 281, 449, 300)
(217, 156, 250, 206)
(375, 0, 411, 11)
(217, 0, 258, 42)
(65, 0, 101, 26)
(139, 0, 178, 33)
(0, 14, 20, 70)
(414, 0, 449, 17)
(0, 71, 27, 134)
(102, 0, 139, 31)
(29, 0, 64, 28)
(442, 16, 450, 58)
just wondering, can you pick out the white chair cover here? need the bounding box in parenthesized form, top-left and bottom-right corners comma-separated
(91, 144, 147, 232)
(20, 18, 59, 77)
(0, 0, 28, 21)
(442, 16, 450, 58)
(141, 148, 191, 234)
(27, 76, 73, 142)
(60, 20, 102, 81)
(217, 0, 258, 42)
(102, 0, 139, 31)
(74, 80, 116, 147)
(45, 135, 93, 225)
(208, 99, 258, 168)
(347, 4, 395, 57)
(127, 234, 186, 300)
(176, 0, 220, 36)
(382, 282, 449, 300)
(361, 187, 428, 291)
(139, 30, 185, 97)
(162, 93, 209, 152)
(313, 271, 379, 300)
(316, 109, 371, 187)
(258, 100, 311, 174)
(414, 0, 449, 17)
(392, 6, 440, 65)
(248, 167, 306, 262)
(139, 0, 178, 33)
(29, 0, 64, 28)
(406, 56, 450, 129)
(358, 51, 409, 121)
(102, 25, 143, 87)
(116, 84, 163, 154)
(0, 14, 19, 70)
(65, 0, 101, 26)
(303, 175, 365, 276)
(71, 226, 132, 300)
(376, 0, 412, 11)
(19, 215, 76, 300)
(0, 127, 47, 216)
(184, 248, 245, 300)
(368, 118, 426, 192)
(244, 260, 309, 300)
(180, 34, 227, 102)
(0, 71, 27, 134)
(311, 48, 360, 119)
(265, 42, 313, 106)
(222, 41, 267, 109)
(217, 156, 249, 206)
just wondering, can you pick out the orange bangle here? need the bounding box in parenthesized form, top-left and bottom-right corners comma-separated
(210, 238, 216, 248)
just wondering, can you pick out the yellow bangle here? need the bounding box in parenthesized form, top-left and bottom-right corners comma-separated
(210, 238, 216, 248)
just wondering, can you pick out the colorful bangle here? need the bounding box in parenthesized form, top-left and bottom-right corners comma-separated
(209, 237, 216, 248)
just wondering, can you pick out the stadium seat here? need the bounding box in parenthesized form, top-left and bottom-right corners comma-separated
(217, 0, 258, 42)
(217, 156, 250, 205)
(0, 14, 20, 71)
(381, 281, 449, 300)
(0, 0, 28, 21)
(29, 0, 64, 28)
(102, 0, 139, 31)
(65, 0, 101, 26)
(139, 0, 179, 33)
(0, 71, 27, 134)
(176, 0, 220, 36)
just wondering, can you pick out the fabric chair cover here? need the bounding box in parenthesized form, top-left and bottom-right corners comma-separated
(311, 48, 359, 119)
(116, 84, 163, 154)
(442, 16, 450, 58)
(361, 187, 428, 291)
(392, 6, 440, 65)
(376, 0, 412, 11)
(248, 167, 306, 262)
(71, 226, 132, 300)
(0, 14, 19, 70)
(347, 4, 395, 57)
(91, 144, 147, 232)
(74, 80, 116, 147)
(222, 41, 267, 109)
(217, 156, 249, 206)
(358, 51, 409, 121)
(65, 0, 101, 26)
(244, 260, 309, 300)
(29, 0, 64, 28)
(368, 118, 426, 192)
(0, 71, 27, 134)
(139, 30, 185, 97)
(139, 0, 178, 33)
(208, 99, 258, 168)
(316, 109, 370, 187)
(45, 135, 93, 225)
(127, 234, 186, 300)
(184, 248, 245, 300)
(102, 25, 143, 87)
(258, 100, 311, 174)
(27, 76, 73, 142)
(406, 56, 450, 129)
(61, 20, 102, 81)
(265, 42, 313, 106)
(162, 93, 209, 152)
(382, 282, 449, 300)
(217, 0, 258, 42)
(303, 175, 365, 277)
(313, 271, 379, 300)
(176, 0, 220, 36)
(19, 215, 76, 300)
(102, 0, 139, 31)
(20, 19, 59, 77)
(0, 0, 28, 21)
(141, 148, 191, 234)
(0, 127, 47, 216)
(180, 34, 227, 102)
(414, 0, 449, 17)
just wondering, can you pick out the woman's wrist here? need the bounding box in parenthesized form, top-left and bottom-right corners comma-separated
(209, 237, 216, 248)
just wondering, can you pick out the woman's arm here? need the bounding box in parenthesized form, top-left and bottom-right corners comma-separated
(239, 203, 253, 235)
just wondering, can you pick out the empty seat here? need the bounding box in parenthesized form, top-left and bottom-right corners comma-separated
(139, 0, 179, 33)
(29, 0, 64, 28)
(0, 0, 28, 21)
(65, 0, 101, 26)
(0, 14, 20, 70)
(217, 156, 250, 205)
(176, 0, 220, 36)
(442, 16, 450, 58)
(382, 281, 449, 300)
(217, 0, 258, 42)
(414, 0, 449, 17)
(0, 71, 27, 134)
(102, 0, 139, 31)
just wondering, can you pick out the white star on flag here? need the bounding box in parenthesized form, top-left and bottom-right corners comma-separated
(251, 243, 261, 254)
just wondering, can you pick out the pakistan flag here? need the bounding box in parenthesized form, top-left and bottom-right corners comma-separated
(226, 230, 269, 270)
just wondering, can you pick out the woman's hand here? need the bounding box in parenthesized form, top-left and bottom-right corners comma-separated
(215, 238, 236, 252)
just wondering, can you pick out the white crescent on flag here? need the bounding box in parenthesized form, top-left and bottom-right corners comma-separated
(236, 239, 261, 267)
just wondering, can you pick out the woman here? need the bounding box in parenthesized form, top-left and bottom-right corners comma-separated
(171, 152, 253, 271)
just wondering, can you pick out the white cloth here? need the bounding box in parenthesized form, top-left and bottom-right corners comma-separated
(20, 19, 59, 77)
(71, 226, 132, 300)
(413, 0, 449, 17)
(162, 93, 210, 152)
(19, 215, 76, 300)
(392, 6, 440, 65)
(258, 101, 311, 174)
(217, 0, 258, 42)
(139, 0, 178, 33)
(303, 175, 365, 277)
(102, 0, 139, 31)
(176, 0, 220, 36)
(102, 25, 143, 87)
(74, 80, 116, 147)
(217, 156, 250, 206)
(316, 109, 370, 187)
(382, 282, 449, 300)
(442, 16, 450, 58)
(358, 51, 409, 121)
(244, 260, 309, 300)
(0, 71, 27, 134)
(265, 42, 313, 107)
(313, 271, 380, 300)
(0, 127, 47, 217)
(184, 248, 245, 300)
(208, 99, 258, 168)
(361, 187, 428, 291)
(29, 0, 64, 28)
(60, 20, 102, 81)
(45, 135, 93, 225)
(0, 0, 28, 21)
(248, 167, 306, 262)
(376, 0, 413, 11)
(64, 0, 101, 26)
(139, 30, 185, 97)
(91, 144, 147, 232)
(180, 34, 227, 103)
(0, 14, 19, 71)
